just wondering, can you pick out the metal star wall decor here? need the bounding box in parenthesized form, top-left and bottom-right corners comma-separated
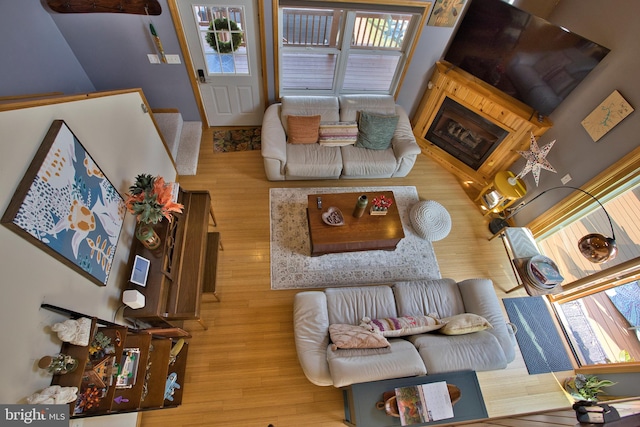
(515, 132, 557, 186)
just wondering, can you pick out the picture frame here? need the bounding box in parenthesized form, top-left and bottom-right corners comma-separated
(1, 120, 125, 286)
(581, 90, 634, 142)
(428, 0, 467, 27)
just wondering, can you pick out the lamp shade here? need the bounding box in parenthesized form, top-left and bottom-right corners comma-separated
(578, 233, 618, 264)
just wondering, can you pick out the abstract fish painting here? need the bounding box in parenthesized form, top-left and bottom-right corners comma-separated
(1, 120, 125, 286)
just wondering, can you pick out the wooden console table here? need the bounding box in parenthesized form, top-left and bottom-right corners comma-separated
(124, 189, 221, 330)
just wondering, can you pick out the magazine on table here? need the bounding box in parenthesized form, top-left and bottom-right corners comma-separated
(395, 381, 454, 425)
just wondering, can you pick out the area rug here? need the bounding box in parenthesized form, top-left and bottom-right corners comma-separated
(213, 127, 261, 152)
(503, 296, 574, 374)
(270, 186, 441, 290)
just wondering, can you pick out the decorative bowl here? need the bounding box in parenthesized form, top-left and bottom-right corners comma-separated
(322, 207, 345, 226)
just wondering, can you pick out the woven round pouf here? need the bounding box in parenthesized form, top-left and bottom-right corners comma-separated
(410, 200, 452, 241)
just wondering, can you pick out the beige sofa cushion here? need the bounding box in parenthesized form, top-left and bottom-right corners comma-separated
(408, 331, 508, 373)
(339, 94, 397, 121)
(285, 144, 342, 178)
(393, 279, 466, 319)
(327, 338, 427, 388)
(281, 96, 339, 134)
(325, 285, 398, 325)
(340, 145, 398, 177)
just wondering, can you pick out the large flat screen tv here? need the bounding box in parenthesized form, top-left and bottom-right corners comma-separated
(444, 0, 610, 117)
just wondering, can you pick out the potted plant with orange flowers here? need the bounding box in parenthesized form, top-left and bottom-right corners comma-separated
(125, 174, 183, 250)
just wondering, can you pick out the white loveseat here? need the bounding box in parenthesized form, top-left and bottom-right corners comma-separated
(293, 278, 516, 388)
(261, 95, 421, 180)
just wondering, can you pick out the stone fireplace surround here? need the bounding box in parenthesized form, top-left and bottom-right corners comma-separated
(412, 62, 552, 190)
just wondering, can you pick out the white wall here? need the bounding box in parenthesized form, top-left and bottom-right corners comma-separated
(0, 91, 175, 410)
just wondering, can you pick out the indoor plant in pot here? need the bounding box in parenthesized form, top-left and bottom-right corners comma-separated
(564, 373, 616, 402)
(125, 174, 183, 250)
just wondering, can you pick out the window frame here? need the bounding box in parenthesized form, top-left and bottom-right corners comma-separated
(273, 0, 431, 99)
(529, 146, 640, 373)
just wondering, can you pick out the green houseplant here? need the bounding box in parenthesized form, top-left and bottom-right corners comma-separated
(564, 373, 616, 402)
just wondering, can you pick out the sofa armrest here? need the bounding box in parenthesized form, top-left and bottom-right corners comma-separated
(261, 103, 287, 180)
(391, 106, 421, 177)
(293, 291, 333, 386)
(457, 278, 515, 363)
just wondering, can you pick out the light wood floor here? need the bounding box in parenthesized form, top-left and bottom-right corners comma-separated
(140, 128, 573, 427)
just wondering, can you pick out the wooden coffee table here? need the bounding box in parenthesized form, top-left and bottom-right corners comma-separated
(306, 191, 404, 256)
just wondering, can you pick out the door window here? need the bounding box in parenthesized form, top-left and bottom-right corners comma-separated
(194, 5, 249, 75)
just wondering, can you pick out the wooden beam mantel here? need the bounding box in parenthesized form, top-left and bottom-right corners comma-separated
(46, 0, 162, 15)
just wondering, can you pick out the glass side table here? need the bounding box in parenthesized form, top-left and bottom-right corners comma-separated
(498, 227, 562, 296)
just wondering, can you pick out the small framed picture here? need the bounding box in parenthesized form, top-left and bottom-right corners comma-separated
(130, 255, 150, 286)
(428, 0, 467, 27)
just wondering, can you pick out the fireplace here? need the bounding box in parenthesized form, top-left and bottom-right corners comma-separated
(425, 97, 509, 171)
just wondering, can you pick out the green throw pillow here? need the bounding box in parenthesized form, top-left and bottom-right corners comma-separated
(355, 111, 399, 150)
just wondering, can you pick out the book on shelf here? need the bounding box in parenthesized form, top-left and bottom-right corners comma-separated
(395, 381, 454, 426)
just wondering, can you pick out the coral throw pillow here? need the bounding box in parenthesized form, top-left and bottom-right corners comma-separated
(329, 324, 390, 351)
(360, 315, 443, 337)
(287, 115, 321, 144)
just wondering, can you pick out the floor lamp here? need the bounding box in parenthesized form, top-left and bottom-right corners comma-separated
(488, 186, 617, 264)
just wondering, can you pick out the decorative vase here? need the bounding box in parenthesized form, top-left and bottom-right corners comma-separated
(353, 195, 368, 218)
(38, 354, 78, 375)
(136, 222, 161, 251)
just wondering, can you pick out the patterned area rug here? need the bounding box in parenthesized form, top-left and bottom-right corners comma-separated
(270, 186, 441, 290)
(213, 127, 261, 152)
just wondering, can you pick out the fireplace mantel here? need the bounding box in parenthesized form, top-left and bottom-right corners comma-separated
(412, 61, 552, 190)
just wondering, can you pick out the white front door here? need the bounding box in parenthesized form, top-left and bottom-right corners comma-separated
(176, 0, 264, 126)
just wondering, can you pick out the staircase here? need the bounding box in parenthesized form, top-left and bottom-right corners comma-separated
(153, 111, 202, 176)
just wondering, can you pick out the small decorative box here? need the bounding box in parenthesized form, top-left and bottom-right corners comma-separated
(370, 195, 394, 215)
(370, 206, 388, 215)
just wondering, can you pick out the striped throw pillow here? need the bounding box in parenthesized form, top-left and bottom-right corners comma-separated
(318, 121, 358, 146)
(360, 315, 443, 337)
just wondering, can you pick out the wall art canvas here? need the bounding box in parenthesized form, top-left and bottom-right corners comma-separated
(1, 120, 125, 286)
(428, 0, 466, 27)
(581, 90, 634, 142)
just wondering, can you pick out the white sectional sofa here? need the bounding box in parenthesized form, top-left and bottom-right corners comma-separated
(261, 94, 421, 180)
(293, 278, 516, 388)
